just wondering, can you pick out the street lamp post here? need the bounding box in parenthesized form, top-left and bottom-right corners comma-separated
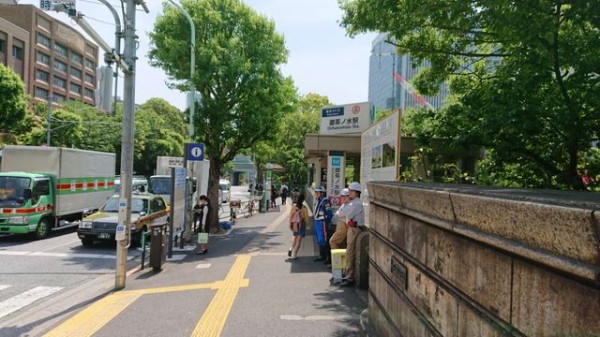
(167, 0, 195, 137)
(167, 0, 196, 243)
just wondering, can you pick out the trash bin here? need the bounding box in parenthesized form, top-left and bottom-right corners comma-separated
(149, 223, 166, 271)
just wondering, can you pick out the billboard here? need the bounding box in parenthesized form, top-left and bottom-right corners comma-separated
(319, 102, 372, 135)
(360, 109, 401, 215)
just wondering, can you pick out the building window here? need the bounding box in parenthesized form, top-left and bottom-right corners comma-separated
(35, 87, 49, 99)
(36, 70, 50, 82)
(53, 76, 66, 89)
(12, 39, 24, 60)
(37, 51, 50, 65)
(70, 82, 81, 94)
(0, 33, 6, 64)
(84, 58, 95, 69)
(71, 52, 82, 64)
(84, 88, 94, 99)
(37, 33, 51, 48)
(54, 43, 67, 57)
(53, 94, 66, 103)
(70, 66, 82, 79)
(54, 59, 67, 73)
(84, 73, 94, 84)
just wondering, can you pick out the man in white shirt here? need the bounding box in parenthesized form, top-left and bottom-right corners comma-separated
(340, 182, 365, 287)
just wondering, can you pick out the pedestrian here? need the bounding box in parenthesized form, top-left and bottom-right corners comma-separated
(291, 188, 300, 204)
(194, 195, 211, 255)
(270, 184, 278, 208)
(286, 193, 308, 261)
(280, 182, 289, 205)
(313, 185, 333, 264)
(340, 182, 365, 287)
(329, 188, 350, 250)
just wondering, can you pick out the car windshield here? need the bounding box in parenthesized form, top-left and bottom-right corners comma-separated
(0, 176, 31, 206)
(101, 197, 148, 213)
(150, 177, 170, 194)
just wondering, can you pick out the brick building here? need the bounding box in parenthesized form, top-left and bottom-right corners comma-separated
(0, 4, 98, 106)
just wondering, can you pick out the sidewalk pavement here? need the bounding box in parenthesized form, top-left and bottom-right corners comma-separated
(37, 202, 368, 337)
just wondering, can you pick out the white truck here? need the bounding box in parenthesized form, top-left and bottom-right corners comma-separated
(0, 145, 115, 239)
(150, 156, 209, 205)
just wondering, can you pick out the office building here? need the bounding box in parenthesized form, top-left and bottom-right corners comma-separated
(368, 33, 448, 112)
(0, 4, 98, 106)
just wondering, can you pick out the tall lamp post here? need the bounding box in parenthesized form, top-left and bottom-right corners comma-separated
(167, 0, 195, 137)
(167, 0, 196, 244)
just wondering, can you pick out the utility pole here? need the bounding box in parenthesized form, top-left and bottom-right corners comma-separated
(115, 0, 141, 290)
(46, 95, 52, 146)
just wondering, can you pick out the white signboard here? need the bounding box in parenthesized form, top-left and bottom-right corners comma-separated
(40, 0, 75, 11)
(360, 109, 401, 209)
(326, 152, 345, 201)
(320, 102, 372, 135)
(171, 167, 186, 234)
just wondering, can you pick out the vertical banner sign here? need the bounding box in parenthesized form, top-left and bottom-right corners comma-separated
(327, 151, 345, 203)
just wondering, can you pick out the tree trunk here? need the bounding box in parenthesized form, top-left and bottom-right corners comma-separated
(208, 156, 221, 232)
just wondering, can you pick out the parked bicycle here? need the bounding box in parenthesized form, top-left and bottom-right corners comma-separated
(244, 198, 256, 218)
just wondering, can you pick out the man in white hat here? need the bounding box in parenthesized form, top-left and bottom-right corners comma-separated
(340, 182, 365, 287)
(313, 185, 332, 263)
(329, 188, 350, 250)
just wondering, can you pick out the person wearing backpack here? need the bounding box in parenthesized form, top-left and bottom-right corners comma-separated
(286, 193, 308, 261)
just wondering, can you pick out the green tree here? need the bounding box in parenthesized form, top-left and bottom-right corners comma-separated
(26, 104, 84, 148)
(339, 0, 600, 189)
(0, 63, 28, 142)
(273, 93, 329, 186)
(149, 0, 295, 228)
(132, 98, 187, 176)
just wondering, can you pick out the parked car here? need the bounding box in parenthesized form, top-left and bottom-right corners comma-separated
(77, 192, 169, 246)
(114, 175, 148, 194)
(219, 179, 231, 203)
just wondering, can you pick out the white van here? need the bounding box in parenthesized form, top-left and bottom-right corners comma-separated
(219, 179, 231, 203)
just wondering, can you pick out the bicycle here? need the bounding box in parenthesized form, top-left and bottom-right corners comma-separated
(244, 198, 256, 218)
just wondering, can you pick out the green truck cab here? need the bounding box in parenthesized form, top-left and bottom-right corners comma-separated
(0, 146, 115, 239)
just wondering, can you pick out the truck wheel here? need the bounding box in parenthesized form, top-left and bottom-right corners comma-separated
(34, 218, 50, 240)
(81, 238, 94, 246)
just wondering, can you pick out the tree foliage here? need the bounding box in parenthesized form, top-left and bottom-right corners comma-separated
(149, 0, 296, 227)
(339, 0, 600, 189)
(0, 63, 28, 137)
(273, 93, 329, 185)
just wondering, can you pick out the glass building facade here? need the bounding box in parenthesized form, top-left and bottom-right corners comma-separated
(368, 34, 448, 112)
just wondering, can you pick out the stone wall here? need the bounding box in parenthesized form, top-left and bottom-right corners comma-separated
(367, 182, 600, 337)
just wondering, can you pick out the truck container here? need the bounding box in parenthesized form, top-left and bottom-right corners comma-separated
(0, 145, 115, 239)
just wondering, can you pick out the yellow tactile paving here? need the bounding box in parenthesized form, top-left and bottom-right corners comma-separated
(191, 254, 251, 337)
(44, 255, 252, 337)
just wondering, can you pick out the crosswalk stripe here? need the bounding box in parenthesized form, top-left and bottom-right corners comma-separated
(0, 286, 62, 319)
(0, 285, 11, 291)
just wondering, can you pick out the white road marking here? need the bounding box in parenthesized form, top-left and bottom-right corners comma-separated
(0, 285, 11, 291)
(0, 250, 136, 260)
(196, 263, 211, 269)
(0, 286, 62, 319)
(280, 314, 352, 321)
(166, 254, 186, 261)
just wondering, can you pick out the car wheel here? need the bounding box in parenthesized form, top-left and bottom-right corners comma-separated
(33, 218, 50, 240)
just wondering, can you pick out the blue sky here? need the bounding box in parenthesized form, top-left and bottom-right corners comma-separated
(20, 0, 376, 110)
